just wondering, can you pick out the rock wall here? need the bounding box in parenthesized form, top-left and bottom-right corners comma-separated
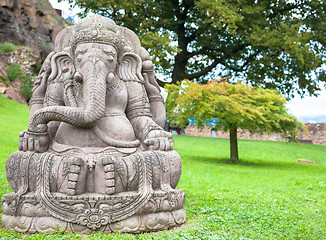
(0, 0, 67, 60)
(0, 0, 67, 104)
(183, 124, 326, 145)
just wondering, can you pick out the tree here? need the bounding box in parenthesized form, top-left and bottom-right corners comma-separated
(62, 0, 325, 97)
(165, 79, 306, 163)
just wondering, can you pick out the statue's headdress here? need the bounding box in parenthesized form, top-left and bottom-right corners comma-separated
(54, 15, 141, 57)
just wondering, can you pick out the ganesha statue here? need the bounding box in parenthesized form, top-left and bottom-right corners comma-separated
(1, 15, 185, 234)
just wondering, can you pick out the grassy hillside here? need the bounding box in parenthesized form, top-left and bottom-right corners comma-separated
(0, 95, 29, 200)
(0, 95, 29, 151)
(0, 95, 326, 239)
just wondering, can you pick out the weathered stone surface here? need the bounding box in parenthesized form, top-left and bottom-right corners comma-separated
(0, 81, 6, 94)
(2, 209, 186, 233)
(0, 0, 66, 60)
(0, 0, 67, 104)
(0, 0, 14, 9)
(2, 15, 185, 234)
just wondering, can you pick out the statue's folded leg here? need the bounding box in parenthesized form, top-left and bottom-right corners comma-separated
(5, 151, 88, 196)
(108, 150, 182, 193)
(3, 150, 185, 233)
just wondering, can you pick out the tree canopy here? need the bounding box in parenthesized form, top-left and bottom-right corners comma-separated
(165, 80, 306, 162)
(63, 0, 326, 97)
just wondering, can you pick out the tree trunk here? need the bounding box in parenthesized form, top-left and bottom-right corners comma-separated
(229, 123, 239, 163)
(171, 50, 188, 84)
(171, 7, 189, 85)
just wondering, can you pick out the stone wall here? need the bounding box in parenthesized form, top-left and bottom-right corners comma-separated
(298, 123, 326, 145)
(183, 123, 326, 145)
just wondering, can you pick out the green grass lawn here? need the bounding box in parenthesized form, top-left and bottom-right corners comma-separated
(0, 95, 325, 239)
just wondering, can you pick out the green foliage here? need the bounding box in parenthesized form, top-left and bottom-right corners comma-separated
(0, 75, 8, 87)
(20, 75, 34, 101)
(30, 22, 36, 29)
(5, 64, 34, 101)
(0, 97, 325, 239)
(166, 80, 305, 138)
(166, 79, 306, 162)
(0, 42, 23, 55)
(6, 64, 21, 81)
(56, 14, 62, 22)
(63, 0, 326, 96)
(32, 60, 43, 76)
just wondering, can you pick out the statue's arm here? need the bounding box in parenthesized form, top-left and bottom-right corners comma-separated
(20, 80, 65, 153)
(41, 81, 65, 139)
(140, 48, 166, 128)
(142, 72, 166, 128)
(125, 80, 174, 151)
(20, 52, 66, 152)
(29, 52, 55, 116)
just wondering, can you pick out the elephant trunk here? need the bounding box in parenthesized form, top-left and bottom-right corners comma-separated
(28, 64, 108, 132)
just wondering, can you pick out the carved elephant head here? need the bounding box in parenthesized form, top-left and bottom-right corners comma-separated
(28, 14, 163, 133)
(28, 41, 143, 133)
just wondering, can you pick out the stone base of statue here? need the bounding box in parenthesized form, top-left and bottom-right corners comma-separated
(2, 193, 185, 234)
(2, 149, 185, 234)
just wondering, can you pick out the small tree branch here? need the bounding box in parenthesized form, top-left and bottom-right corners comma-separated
(242, 51, 261, 70)
(156, 78, 167, 87)
(185, 32, 196, 44)
(186, 46, 217, 60)
(268, 3, 304, 20)
(184, 58, 222, 80)
(227, 51, 260, 72)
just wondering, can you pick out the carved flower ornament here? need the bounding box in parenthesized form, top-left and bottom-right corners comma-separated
(77, 208, 112, 230)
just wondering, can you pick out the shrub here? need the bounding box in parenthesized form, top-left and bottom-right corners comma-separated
(20, 75, 34, 101)
(6, 64, 22, 81)
(5, 64, 34, 101)
(0, 75, 9, 87)
(0, 42, 23, 55)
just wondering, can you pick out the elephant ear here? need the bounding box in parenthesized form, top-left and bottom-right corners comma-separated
(119, 52, 144, 83)
(46, 52, 77, 107)
(48, 52, 75, 84)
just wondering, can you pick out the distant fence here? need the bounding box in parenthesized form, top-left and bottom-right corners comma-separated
(176, 123, 326, 145)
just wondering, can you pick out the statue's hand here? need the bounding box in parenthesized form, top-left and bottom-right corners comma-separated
(19, 130, 49, 153)
(144, 130, 174, 151)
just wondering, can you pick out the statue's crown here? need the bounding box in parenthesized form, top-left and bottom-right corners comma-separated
(70, 15, 125, 52)
(55, 15, 142, 56)
(72, 26, 123, 50)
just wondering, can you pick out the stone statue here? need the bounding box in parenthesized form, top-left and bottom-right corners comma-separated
(1, 15, 185, 234)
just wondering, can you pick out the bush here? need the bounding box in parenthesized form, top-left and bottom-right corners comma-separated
(6, 64, 22, 81)
(5, 64, 34, 101)
(20, 75, 34, 101)
(0, 42, 22, 55)
(0, 75, 9, 87)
